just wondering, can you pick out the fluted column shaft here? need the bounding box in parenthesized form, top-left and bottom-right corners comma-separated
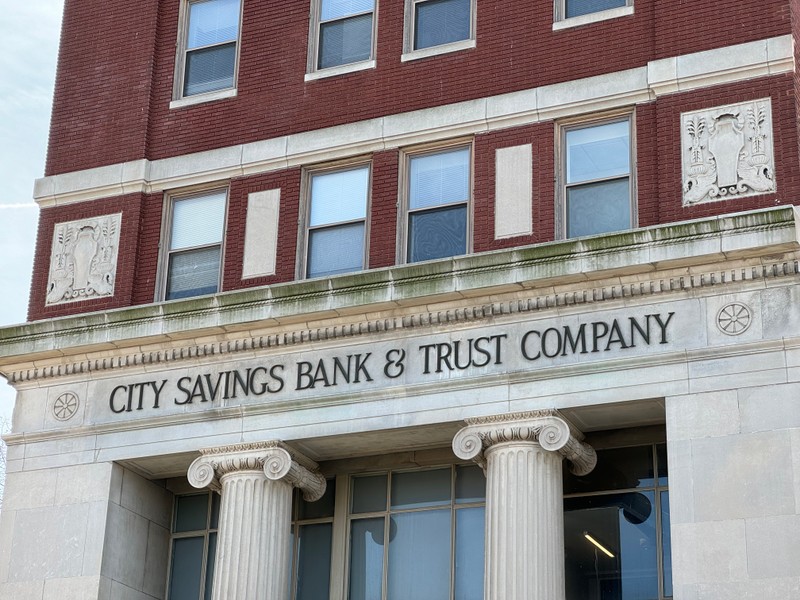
(452, 410, 596, 600)
(484, 441, 564, 600)
(187, 441, 326, 600)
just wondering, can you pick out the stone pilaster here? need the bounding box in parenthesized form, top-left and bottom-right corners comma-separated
(188, 441, 326, 600)
(452, 410, 596, 600)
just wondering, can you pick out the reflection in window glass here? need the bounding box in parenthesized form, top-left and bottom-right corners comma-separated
(349, 518, 386, 600)
(388, 510, 451, 599)
(183, 0, 241, 96)
(414, 0, 472, 51)
(564, 443, 671, 600)
(565, 0, 627, 19)
(564, 119, 631, 238)
(317, 0, 375, 69)
(168, 492, 220, 600)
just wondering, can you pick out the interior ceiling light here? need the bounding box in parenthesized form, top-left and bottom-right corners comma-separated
(584, 532, 615, 558)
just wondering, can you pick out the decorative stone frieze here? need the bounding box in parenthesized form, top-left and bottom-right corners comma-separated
(188, 442, 326, 600)
(46, 213, 121, 305)
(681, 99, 775, 206)
(453, 411, 596, 600)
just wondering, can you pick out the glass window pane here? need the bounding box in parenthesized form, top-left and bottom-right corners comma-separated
(319, 14, 373, 69)
(166, 246, 221, 300)
(455, 507, 484, 600)
(352, 474, 388, 514)
(296, 523, 333, 600)
(307, 222, 365, 278)
(564, 492, 659, 600)
(188, 0, 240, 48)
(566, 0, 627, 19)
(210, 492, 220, 529)
(168, 537, 204, 600)
(174, 494, 210, 533)
(184, 43, 237, 96)
(409, 147, 470, 209)
(309, 167, 369, 226)
(349, 518, 385, 600)
(414, 0, 471, 50)
(455, 465, 485, 504)
(566, 120, 629, 184)
(387, 511, 451, 600)
(321, 0, 374, 21)
(408, 204, 467, 263)
(661, 492, 672, 597)
(657, 443, 668, 486)
(298, 479, 336, 520)
(391, 468, 451, 510)
(204, 531, 217, 599)
(566, 178, 630, 238)
(171, 193, 226, 250)
(564, 446, 655, 495)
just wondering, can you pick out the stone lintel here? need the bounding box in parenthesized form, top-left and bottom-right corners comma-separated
(187, 440, 327, 501)
(452, 409, 597, 476)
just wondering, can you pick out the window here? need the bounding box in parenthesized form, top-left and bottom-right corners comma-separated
(161, 190, 227, 300)
(403, 145, 471, 263)
(167, 492, 220, 600)
(173, 0, 242, 103)
(402, 0, 476, 60)
(290, 464, 486, 600)
(560, 116, 634, 238)
(303, 164, 370, 279)
(554, 0, 633, 28)
(308, 0, 376, 76)
(563, 443, 672, 599)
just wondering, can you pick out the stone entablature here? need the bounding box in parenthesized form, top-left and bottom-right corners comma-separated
(682, 99, 776, 206)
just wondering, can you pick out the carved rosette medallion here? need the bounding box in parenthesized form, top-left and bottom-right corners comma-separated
(187, 440, 326, 500)
(681, 99, 775, 207)
(46, 213, 122, 306)
(716, 302, 752, 336)
(452, 409, 597, 475)
(52, 392, 80, 421)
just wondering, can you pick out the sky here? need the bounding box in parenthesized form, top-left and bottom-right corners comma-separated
(0, 3, 64, 426)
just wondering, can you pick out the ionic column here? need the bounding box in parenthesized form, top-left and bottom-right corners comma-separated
(452, 410, 596, 600)
(188, 441, 326, 600)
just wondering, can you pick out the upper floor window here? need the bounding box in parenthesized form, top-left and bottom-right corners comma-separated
(307, 0, 376, 77)
(303, 164, 370, 278)
(554, 0, 633, 28)
(563, 443, 672, 599)
(167, 492, 220, 600)
(560, 116, 634, 238)
(403, 145, 471, 263)
(160, 189, 227, 300)
(402, 0, 476, 60)
(173, 0, 242, 105)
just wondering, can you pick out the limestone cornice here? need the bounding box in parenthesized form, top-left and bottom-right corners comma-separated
(34, 36, 793, 207)
(187, 441, 326, 500)
(453, 410, 597, 475)
(1, 207, 798, 385)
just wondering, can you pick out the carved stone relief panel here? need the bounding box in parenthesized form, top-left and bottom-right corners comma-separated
(46, 213, 121, 305)
(681, 98, 775, 206)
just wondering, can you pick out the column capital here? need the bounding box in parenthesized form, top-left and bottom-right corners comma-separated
(187, 440, 327, 501)
(452, 410, 597, 476)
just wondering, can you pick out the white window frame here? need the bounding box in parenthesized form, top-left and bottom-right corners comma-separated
(297, 159, 373, 280)
(553, 0, 633, 31)
(401, 0, 477, 63)
(555, 111, 637, 240)
(305, 0, 378, 81)
(156, 186, 229, 301)
(171, 0, 244, 109)
(398, 140, 473, 265)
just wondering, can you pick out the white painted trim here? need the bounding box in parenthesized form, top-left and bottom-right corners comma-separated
(400, 38, 476, 62)
(303, 59, 377, 82)
(34, 35, 794, 208)
(169, 88, 238, 109)
(552, 5, 634, 31)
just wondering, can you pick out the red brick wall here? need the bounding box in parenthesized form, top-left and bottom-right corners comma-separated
(31, 75, 800, 320)
(28, 195, 144, 321)
(45, 0, 791, 175)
